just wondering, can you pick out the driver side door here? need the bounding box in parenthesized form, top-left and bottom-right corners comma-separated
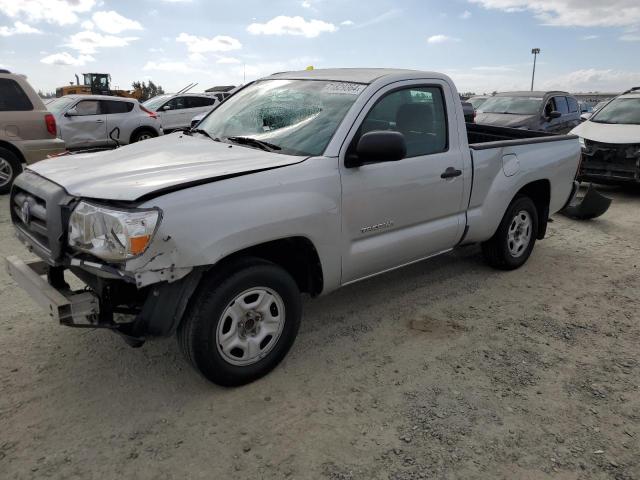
(339, 81, 467, 284)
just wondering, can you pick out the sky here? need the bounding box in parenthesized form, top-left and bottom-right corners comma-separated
(1, 0, 640, 95)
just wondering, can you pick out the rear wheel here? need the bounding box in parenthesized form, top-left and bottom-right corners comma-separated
(131, 129, 157, 143)
(178, 259, 302, 386)
(481, 195, 538, 270)
(0, 147, 22, 195)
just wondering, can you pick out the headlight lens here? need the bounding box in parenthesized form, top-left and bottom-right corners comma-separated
(68, 201, 160, 261)
(578, 137, 586, 150)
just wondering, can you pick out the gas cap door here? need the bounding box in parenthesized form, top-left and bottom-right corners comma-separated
(502, 153, 520, 177)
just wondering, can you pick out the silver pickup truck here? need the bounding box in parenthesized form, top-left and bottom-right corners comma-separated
(6, 69, 581, 386)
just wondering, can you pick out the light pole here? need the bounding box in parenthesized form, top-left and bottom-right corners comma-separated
(530, 48, 540, 91)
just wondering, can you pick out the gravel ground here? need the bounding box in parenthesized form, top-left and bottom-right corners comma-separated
(1, 186, 639, 480)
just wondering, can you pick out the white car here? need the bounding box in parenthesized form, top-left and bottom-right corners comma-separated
(47, 95, 163, 149)
(143, 93, 220, 131)
(571, 87, 640, 184)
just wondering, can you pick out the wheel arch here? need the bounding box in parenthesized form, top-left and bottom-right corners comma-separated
(515, 179, 550, 239)
(129, 126, 158, 144)
(0, 140, 26, 164)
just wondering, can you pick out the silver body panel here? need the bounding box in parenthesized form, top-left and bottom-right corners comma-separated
(15, 69, 581, 294)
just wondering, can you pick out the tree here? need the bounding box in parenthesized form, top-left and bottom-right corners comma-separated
(37, 90, 56, 99)
(131, 80, 165, 101)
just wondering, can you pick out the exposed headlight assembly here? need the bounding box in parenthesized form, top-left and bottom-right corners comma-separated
(68, 201, 161, 262)
(578, 137, 586, 150)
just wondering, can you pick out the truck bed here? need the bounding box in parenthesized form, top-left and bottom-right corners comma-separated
(467, 123, 576, 149)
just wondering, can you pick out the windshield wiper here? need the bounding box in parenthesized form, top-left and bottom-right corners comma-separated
(225, 136, 281, 152)
(191, 128, 219, 142)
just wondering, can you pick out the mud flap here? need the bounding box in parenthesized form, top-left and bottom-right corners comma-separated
(561, 184, 612, 220)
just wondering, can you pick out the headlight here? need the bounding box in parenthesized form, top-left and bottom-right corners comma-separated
(578, 137, 586, 150)
(68, 201, 161, 261)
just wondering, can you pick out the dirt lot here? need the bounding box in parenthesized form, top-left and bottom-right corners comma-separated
(1, 186, 639, 480)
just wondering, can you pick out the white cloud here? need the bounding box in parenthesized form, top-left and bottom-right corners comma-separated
(460, 10, 472, 19)
(469, 0, 640, 28)
(427, 34, 461, 44)
(620, 32, 640, 41)
(41, 51, 95, 66)
(341, 20, 354, 26)
(143, 61, 200, 73)
(66, 30, 139, 54)
(217, 56, 241, 64)
(353, 9, 403, 29)
(247, 16, 337, 38)
(0, 0, 95, 26)
(92, 11, 142, 34)
(81, 20, 94, 30)
(581, 34, 599, 40)
(0, 21, 42, 36)
(301, 0, 312, 7)
(176, 32, 242, 53)
(540, 68, 640, 91)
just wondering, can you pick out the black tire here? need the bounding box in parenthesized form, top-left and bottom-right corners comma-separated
(130, 129, 157, 143)
(0, 147, 22, 195)
(178, 258, 302, 386)
(481, 195, 539, 270)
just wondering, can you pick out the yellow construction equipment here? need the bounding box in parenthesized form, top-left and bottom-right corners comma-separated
(56, 73, 142, 99)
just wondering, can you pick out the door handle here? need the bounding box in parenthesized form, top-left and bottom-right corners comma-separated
(441, 167, 462, 179)
(95, 119, 104, 123)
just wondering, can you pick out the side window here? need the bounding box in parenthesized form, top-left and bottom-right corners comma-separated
(554, 96, 570, 115)
(74, 100, 101, 116)
(163, 97, 186, 110)
(186, 96, 215, 108)
(102, 100, 134, 114)
(356, 86, 447, 157)
(567, 97, 579, 113)
(0, 78, 33, 111)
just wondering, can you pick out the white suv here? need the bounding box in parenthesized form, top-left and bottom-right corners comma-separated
(142, 93, 219, 131)
(47, 95, 163, 149)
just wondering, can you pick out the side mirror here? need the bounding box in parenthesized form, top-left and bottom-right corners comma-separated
(346, 130, 407, 168)
(161, 105, 171, 111)
(548, 110, 562, 119)
(65, 107, 78, 117)
(580, 112, 592, 121)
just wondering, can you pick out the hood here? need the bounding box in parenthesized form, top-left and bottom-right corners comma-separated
(474, 112, 538, 129)
(29, 133, 305, 201)
(571, 121, 640, 144)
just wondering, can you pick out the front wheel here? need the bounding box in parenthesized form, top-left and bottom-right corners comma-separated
(481, 195, 539, 270)
(178, 259, 302, 386)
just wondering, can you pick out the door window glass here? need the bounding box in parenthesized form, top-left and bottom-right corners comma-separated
(0, 78, 33, 111)
(163, 97, 187, 110)
(101, 100, 134, 114)
(553, 97, 570, 114)
(357, 86, 448, 157)
(74, 100, 101, 116)
(567, 96, 579, 113)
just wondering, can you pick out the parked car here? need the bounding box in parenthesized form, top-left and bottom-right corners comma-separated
(475, 91, 581, 133)
(46, 95, 162, 149)
(7, 68, 581, 386)
(143, 93, 220, 131)
(191, 87, 240, 128)
(467, 95, 490, 110)
(571, 87, 640, 184)
(0, 70, 65, 193)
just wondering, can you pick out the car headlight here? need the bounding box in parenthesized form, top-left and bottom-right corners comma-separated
(68, 201, 161, 261)
(578, 137, 586, 150)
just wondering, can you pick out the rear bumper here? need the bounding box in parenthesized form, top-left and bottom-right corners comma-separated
(17, 138, 66, 164)
(5, 255, 99, 325)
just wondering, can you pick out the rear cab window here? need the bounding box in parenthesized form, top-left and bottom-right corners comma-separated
(0, 78, 34, 111)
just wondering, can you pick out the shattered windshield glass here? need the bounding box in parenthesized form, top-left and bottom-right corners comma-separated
(197, 79, 365, 156)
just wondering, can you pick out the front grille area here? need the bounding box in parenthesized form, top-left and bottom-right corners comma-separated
(581, 140, 640, 182)
(10, 171, 71, 262)
(12, 187, 50, 250)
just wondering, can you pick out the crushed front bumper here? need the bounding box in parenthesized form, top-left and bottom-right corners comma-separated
(580, 140, 640, 184)
(5, 255, 99, 325)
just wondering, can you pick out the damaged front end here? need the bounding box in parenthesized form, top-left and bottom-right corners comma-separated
(6, 170, 200, 347)
(579, 139, 640, 184)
